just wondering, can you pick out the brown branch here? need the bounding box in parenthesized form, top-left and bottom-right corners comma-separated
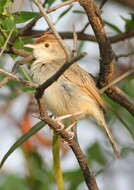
(106, 86, 134, 116)
(0, 68, 36, 88)
(35, 52, 87, 99)
(0, 47, 34, 60)
(79, 0, 115, 87)
(11, 48, 32, 57)
(22, 30, 134, 43)
(116, 51, 134, 59)
(79, 0, 134, 117)
(70, 142, 99, 190)
(110, 30, 134, 43)
(1, 46, 33, 57)
(36, 98, 99, 190)
(35, 50, 99, 189)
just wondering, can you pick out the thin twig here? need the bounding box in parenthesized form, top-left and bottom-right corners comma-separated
(33, 0, 71, 60)
(0, 68, 36, 88)
(100, 69, 134, 93)
(21, 0, 77, 35)
(73, 25, 77, 56)
(0, 26, 15, 57)
(106, 86, 134, 116)
(116, 51, 134, 59)
(22, 30, 134, 44)
(0, 55, 35, 87)
(0, 77, 10, 87)
(12, 48, 32, 57)
(35, 52, 87, 99)
(47, 0, 78, 14)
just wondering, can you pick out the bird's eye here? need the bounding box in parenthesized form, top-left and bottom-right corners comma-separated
(44, 43, 50, 48)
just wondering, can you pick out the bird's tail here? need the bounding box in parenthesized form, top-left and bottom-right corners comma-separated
(98, 118, 120, 158)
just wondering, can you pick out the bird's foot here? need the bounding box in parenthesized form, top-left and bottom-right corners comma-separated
(64, 122, 77, 141)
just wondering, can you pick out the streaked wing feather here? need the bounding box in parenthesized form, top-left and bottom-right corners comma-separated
(63, 64, 104, 108)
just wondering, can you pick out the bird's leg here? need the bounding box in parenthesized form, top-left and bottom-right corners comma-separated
(65, 122, 77, 140)
(54, 111, 83, 132)
(61, 122, 77, 144)
(65, 122, 77, 132)
(54, 114, 75, 122)
(55, 111, 83, 122)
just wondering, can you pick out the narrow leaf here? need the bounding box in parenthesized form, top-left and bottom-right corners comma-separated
(0, 121, 46, 168)
(52, 133, 64, 190)
(104, 20, 122, 33)
(58, 5, 73, 20)
(13, 11, 39, 24)
(47, 0, 55, 8)
(73, 10, 85, 14)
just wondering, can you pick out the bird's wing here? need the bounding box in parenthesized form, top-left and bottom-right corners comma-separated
(63, 64, 104, 108)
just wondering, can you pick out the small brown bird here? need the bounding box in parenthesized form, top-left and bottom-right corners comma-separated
(25, 32, 120, 157)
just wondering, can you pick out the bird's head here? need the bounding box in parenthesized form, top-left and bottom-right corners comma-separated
(25, 31, 70, 60)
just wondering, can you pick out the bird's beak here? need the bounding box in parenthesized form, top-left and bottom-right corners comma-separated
(24, 44, 36, 49)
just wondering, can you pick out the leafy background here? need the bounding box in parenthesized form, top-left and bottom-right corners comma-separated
(0, 0, 134, 190)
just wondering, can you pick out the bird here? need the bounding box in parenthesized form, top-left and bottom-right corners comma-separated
(25, 31, 120, 157)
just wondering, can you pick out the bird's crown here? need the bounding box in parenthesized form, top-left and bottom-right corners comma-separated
(35, 31, 59, 44)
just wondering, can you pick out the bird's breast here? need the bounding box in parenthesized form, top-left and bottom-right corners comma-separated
(31, 60, 92, 122)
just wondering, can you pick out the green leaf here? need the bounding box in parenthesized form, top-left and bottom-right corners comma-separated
(1, 15, 15, 31)
(0, 0, 13, 15)
(104, 20, 122, 33)
(26, 153, 53, 190)
(6, 80, 20, 91)
(19, 66, 32, 81)
(0, 175, 30, 190)
(0, 35, 5, 47)
(73, 10, 85, 14)
(120, 109, 134, 138)
(121, 147, 134, 158)
(125, 20, 134, 31)
(106, 101, 134, 141)
(64, 169, 83, 190)
(13, 11, 39, 24)
(13, 37, 24, 49)
(47, 0, 55, 8)
(21, 87, 36, 92)
(122, 78, 134, 98)
(58, 5, 73, 20)
(52, 133, 64, 190)
(0, 121, 46, 168)
(121, 14, 134, 31)
(113, 111, 134, 141)
(86, 142, 107, 166)
(78, 41, 85, 54)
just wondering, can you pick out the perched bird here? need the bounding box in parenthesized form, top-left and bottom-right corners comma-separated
(25, 32, 120, 157)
